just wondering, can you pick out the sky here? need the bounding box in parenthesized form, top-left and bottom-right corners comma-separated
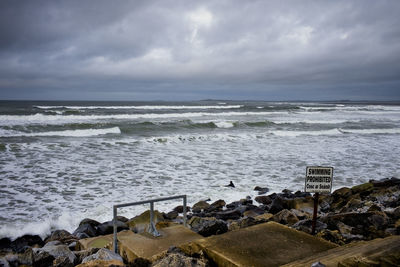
(0, 0, 400, 101)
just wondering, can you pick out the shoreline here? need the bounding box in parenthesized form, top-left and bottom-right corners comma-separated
(1, 177, 399, 266)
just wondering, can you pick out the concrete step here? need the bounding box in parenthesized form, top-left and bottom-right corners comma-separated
(282, 235, 400, 267)
(78, 224, 203, 263)
(180, 222, 338, 267)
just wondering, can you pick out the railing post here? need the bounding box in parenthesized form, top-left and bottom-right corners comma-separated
(148, 201, 160, 237)
(113, 206, 118, 253)
(183, 195, 187, 227)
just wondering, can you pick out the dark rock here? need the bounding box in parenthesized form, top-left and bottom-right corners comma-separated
(239, 196, 253, 205)
(207, 199, 226, 212)
(0, 258, 9, 267)
(192, 201, 210, 213)
(292, 219, 327, 235)
(215, 209, 242, 220)
(53, 256, 73, 267)
(351, 182, 374, 196)
(115, 216, 129, 223)
(393, 206, 400, 219)
(228, 217, 257, 231)
(68, 242, 77, 251)
(272, 209, 299, 226)
(75, 232, 90, 239)
(254, 186, 269, 195)
(255, 195, 272, 205)
(188, 217, 228, 237)
(10, 235, 44, 253)
(35, 242, 76, 266)
(370, 177, 400, 187)
(164, 210, 179, 220)
(153, 253, 206, 267)
(96, 220, 128, 236)
(78, 218, 101, 228)
(316, 229, 346, 245)
(294, 191, 311, 197)
(173, 205, 191, 213)
(226, 201, 240, 209)
(33, 250, 55, 267)
(290, 209, 311, 220)
(339, 195, 363, 213)
(81, 248, 123, 263)
(74, 248, 100, 264)
(17, 247, 34, 266)
(269, 196, 289, 214)
(73, 223, 97, 238)
(367, 204, 382, 212)
(0, 237, 11, 250)
(45, 230, 77, 245)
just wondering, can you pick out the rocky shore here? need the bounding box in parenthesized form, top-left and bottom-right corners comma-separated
(1, 177, 399, 266)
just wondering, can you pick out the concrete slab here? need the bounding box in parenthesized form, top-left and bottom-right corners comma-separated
(181, 222, 338, 267)
(282, 235, 400, 267)
(78, 224, 203, 263)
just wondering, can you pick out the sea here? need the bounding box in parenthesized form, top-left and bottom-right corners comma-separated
(1, 100, 400, 239)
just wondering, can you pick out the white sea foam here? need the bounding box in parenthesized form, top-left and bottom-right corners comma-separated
(0, 111, 288, 126)
(0, 127, 121, 137)
(271, 128, 342, 137)
(339, 128, 400, 134)
(35, 105, 243, 110)
(214, 121, 235, 128)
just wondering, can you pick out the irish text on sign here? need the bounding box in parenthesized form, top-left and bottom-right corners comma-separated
(305, 166, 333, 193)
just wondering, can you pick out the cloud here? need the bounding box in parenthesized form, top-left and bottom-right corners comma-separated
(0, 0, 399, 100)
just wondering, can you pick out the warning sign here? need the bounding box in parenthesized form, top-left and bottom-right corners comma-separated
(305, 166, 333, 193)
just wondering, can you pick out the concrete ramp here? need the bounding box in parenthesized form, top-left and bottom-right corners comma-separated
(283, 235, 400, 267)
(181, 222, 337, 267)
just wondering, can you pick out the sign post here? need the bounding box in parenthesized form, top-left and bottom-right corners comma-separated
(305, 166, 333, 235)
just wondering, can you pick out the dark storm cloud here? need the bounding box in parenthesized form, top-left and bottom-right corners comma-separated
(0, 0, 399, 100)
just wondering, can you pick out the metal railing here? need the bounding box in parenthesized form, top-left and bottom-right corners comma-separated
(113, 195, 187, 253)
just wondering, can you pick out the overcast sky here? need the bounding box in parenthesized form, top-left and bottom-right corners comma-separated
(0, 0, 399, 101)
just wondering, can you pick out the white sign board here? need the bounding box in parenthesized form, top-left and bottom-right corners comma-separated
(305, 166, 333, 193)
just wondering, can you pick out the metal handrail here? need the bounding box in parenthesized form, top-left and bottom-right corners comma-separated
(113, 195, 187, 253)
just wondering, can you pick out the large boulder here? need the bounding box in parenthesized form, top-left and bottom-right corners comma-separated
(127, 210, 164, 233)
(207, 199, 226, 212)
(188, 217, 228, 237)
(81, 248, 123, 264)
(10, 234, 44, 253)
(192, 201, 210, 213)
(73, 224, 97, 238)
(228, 217, 258, 231)
(255, 195, 272, 205)
(45, 230, 78, 245)
(272, 209, 299, 226)
(215, 208, 242, 220)
(292, 219, 327, 235)
(96, 220, 128, 236)
(153, 253, 206, 267)
(269, 196, 290, 214)
(34, 241, 77, 266)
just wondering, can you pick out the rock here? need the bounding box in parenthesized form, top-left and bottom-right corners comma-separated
(392, 206, 400, 219)
(192, 201, 210, 213)
(311, 262, 326, 267)
(76, 259, 125, 267)
(164, 210, 179, 220)
(0, 258, 9, 267)
(115, 216, 129, 223)
(351, 182, 374, 196)
(339, 195, 363, 213)
(269, 196, 289, 214)
(45, 230, 77, 245)
(16, 247, 34, 266)
(74, 248, 100, 264)
(10, 234, 44, 253)
(290, 209, 311, 220)
(82, 248, 123, 263)
(255, 195, 272, 205)
(228, 217, 257, 231)
(316, 229, 346, 245)
(127, 210, 164, 233)
(188, 217, 228, 237)
(239, 196, 253, 205)
(367, 204, 382, 212)
(75, 232, 90, 240)
(272, 209, 299, 226)
(78, 218, 101, 228)
(243, 210, 262, 218)
(254, 186, 269, 195)
(336, 222, 353, 235)
(35, 242, 77, 266)
(53, 255, 74, 267)
(254, 213, 273, 223)
(226, 201, 240, 209)
(73, 223, 97, 238)
(370, 177, 400, 187)
(0, 237, 11, 251)
(96, 220, 128, 236)
(153, 253, 206, 267)
(215, 208, 242, 220)
(292, 219, 327, 235)
(207, 199, 226, 212)
(332, 187, 352, 199)
(289, 196, 314, 213)
(173, 205, 190, 213)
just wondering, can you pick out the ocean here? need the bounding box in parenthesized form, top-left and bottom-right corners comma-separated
(1, 100, 400, 239)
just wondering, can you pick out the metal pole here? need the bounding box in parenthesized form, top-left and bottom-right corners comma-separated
(311, 193, 319, 235)
(183, 195, 187, 227)
(113, 206, 118, 253)
(148, 201, 160, 236)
